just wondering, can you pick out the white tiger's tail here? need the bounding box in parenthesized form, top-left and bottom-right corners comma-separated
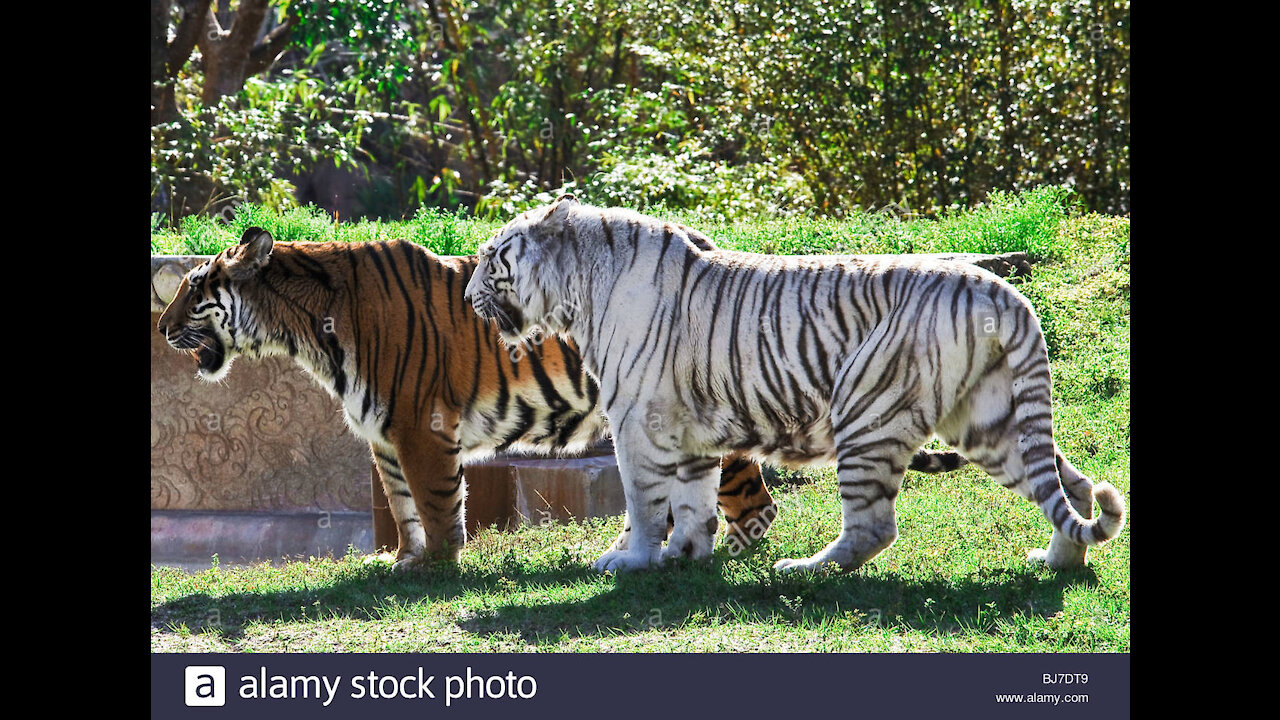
(1003, 302, 1126, 547)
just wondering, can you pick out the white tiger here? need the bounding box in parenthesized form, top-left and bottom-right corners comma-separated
(463, 196, 1125, 574)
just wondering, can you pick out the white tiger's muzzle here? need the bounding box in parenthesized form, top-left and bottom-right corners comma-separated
(465, 273, 528, 343)
(473, 295, 527, 343)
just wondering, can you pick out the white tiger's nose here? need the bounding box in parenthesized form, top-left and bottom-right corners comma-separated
(463, 274, 483, 305)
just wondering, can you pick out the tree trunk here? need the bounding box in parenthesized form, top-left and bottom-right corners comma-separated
(198, 0, 270, 106)
(994, 0, 1020, 190)
(152, 0, 291, 123)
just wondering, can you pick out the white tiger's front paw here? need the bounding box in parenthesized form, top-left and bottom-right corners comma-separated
(593, 548, 661, 574)
(661, 530, 714, 562)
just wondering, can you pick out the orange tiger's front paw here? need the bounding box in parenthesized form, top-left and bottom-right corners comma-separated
(390, 553, 430, 573)
(361, 551, 397, 567)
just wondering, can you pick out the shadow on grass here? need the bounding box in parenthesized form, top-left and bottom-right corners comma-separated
(151, 557, 598, 643)
(457, 555, 1099, 645)
(151, 546, 1098, 646)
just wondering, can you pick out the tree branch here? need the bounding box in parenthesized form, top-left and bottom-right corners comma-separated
(197, 0, 275, 105)
(167, 0, 213, 77)
(224, 0, 270, 62)
(153, 0, 215, 125)
(244, 12, 296, 77)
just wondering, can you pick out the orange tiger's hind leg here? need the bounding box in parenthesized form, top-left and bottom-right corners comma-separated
(370, 442, 429, 570)
(708, 450, 966, 557)
(380, 418, 467, 572)
(716, 452, 776, 554)
(612, 453, 776, 556)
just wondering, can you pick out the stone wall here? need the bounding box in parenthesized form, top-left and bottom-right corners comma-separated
(150, 314, 375, 515)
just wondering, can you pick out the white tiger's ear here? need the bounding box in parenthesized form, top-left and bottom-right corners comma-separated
(539, 195, 577, 235)
(227, 227, 274, 278)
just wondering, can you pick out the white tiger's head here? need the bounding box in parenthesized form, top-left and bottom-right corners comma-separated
(157, 227, 276, 382)
(465, 195, 581, 345)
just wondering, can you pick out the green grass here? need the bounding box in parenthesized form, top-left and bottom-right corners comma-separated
(150, 203, 501, 257)
(150, 186, 1130, 653)
(151, 185, 1076, 260)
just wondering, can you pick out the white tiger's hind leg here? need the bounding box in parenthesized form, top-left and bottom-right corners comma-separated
(773, 429, 922, 574)
(1026, 451, 1096, 568)
(937, 359, 1120, 570)
(958, 434, 1099, 570)
(774, 343, 931, 574)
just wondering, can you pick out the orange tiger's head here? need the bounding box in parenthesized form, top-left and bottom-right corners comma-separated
(157, 227, 276, 382)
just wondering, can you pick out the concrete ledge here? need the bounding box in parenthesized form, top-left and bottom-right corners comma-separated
(453, 452, 626, 532)
(152, 255, 208, 311)
(509, 455, 626, 526)
(152, 452, 628, 568)
(151, 510, 375, 569)
(917, 251, 1033, 277)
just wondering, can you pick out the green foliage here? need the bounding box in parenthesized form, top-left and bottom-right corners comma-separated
(151, 72, 373, 219)
(150, 200, 500, 257)
(289, 0, 419, 94)
(742, 0, 1130, 215)
(407, 206, 482, 256)
(473, 0, 1130, 219)
(152, 1, 1129, 227)
(679, 185, 1082, 259)
(929, 186, 1079, 259)
(152, 185, 1083, 263)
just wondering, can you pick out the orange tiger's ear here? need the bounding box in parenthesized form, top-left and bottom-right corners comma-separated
(227, 227, 274, 278)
